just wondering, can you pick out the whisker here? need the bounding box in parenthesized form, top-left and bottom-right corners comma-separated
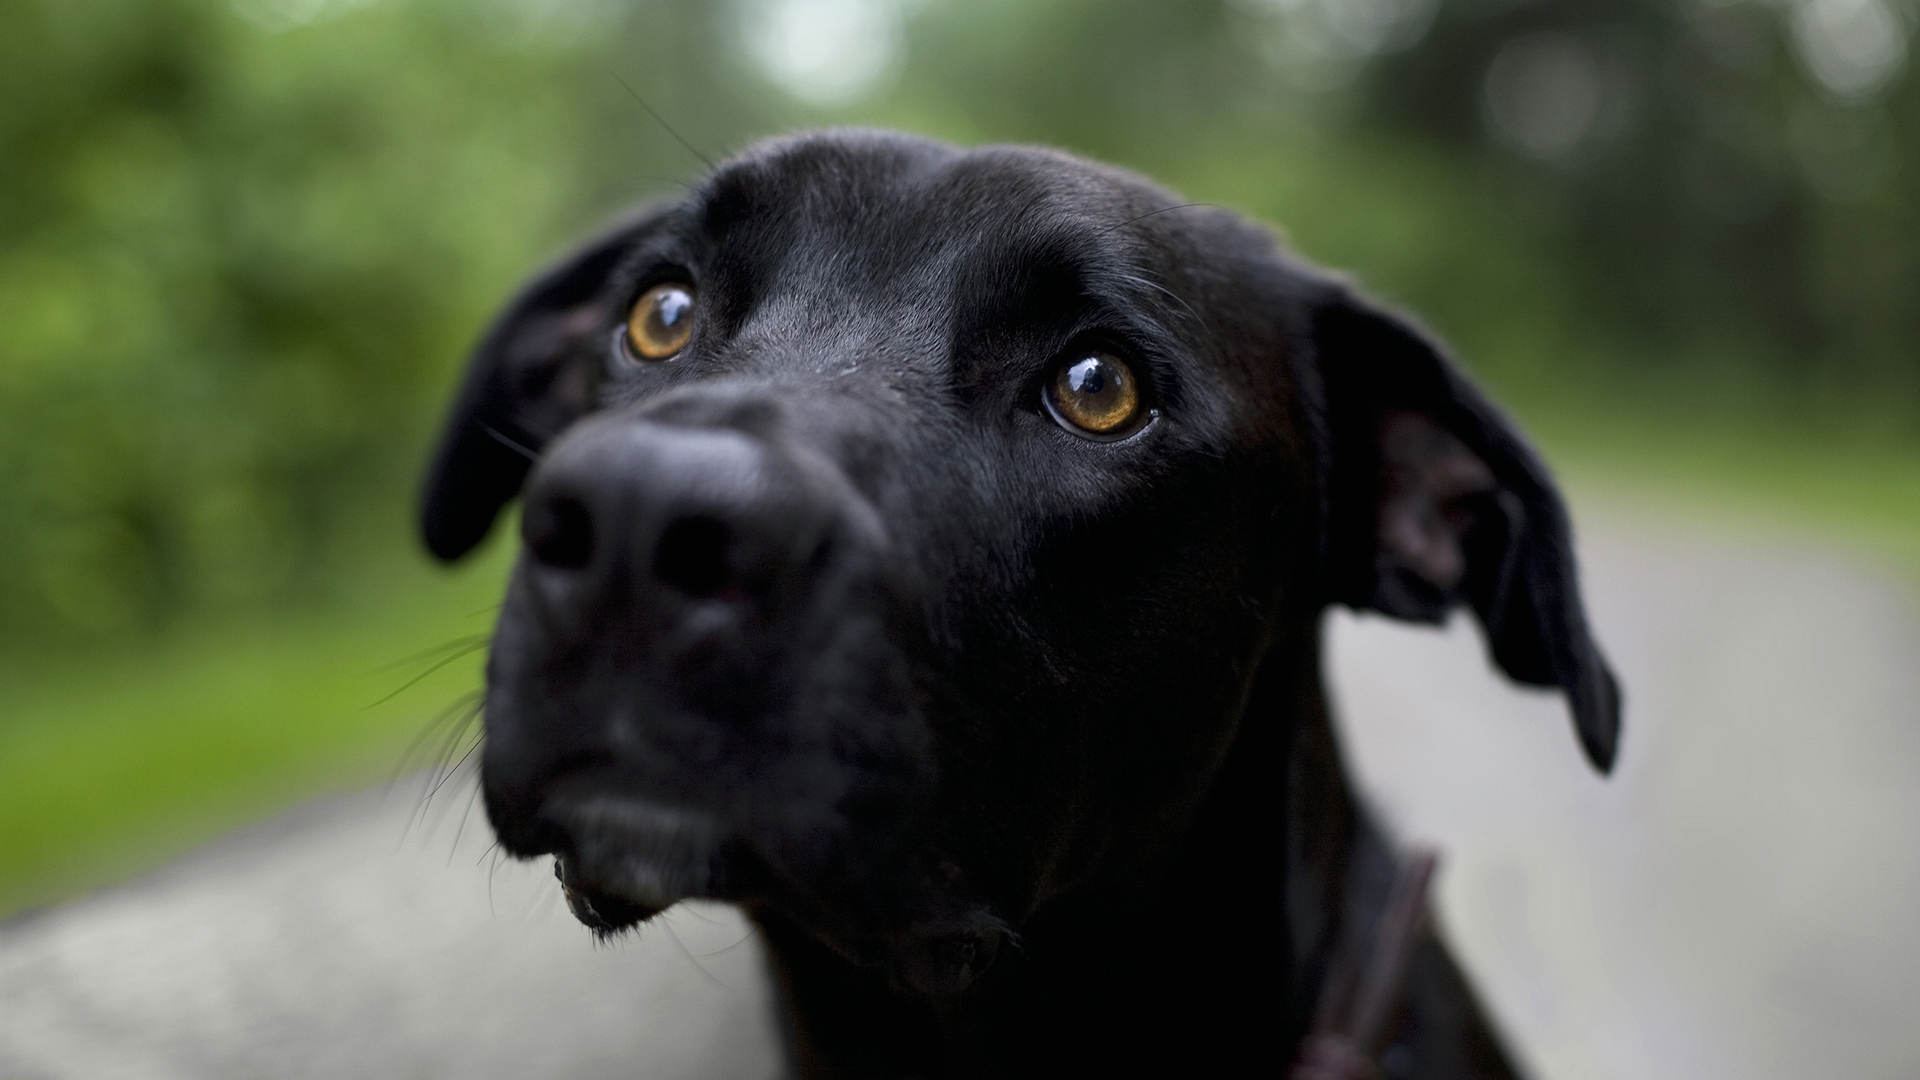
(365, 634, 490, 676)
(695, 930, 761, 959)
(413, 739, 482, 843)
(1103, 202, 1220, 235)
(385, 689, 485, 798)
(478, 421, 540, 462)
(448, 780, 483, 865)
(424, 729, 485, 809)
(488, 847, 499, 919)
(396, 696, 485, 845)
(394, 691, 483, 770)
(1116, 269, 1205, 330)
(662, 915, 732, 991)
(363, 639, 490, 710)
(609, 69, 715, 170)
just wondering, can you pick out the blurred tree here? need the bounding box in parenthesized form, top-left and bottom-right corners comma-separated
(1352, 0, 1918, 409)
(0, 0, 739, 644)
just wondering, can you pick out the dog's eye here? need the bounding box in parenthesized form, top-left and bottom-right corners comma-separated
(624, 283, 696, 360)
(1044, 352, 1142, 437)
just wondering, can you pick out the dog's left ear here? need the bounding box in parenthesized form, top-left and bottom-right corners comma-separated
(420, 204, 671, 562)
(1314, 286, 1621, 773)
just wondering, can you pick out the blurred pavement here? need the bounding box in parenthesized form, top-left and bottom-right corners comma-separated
(0, 778, 780, 1080)
(1335, 506, 1920, 1080)
(3, 502, 1918, 1080)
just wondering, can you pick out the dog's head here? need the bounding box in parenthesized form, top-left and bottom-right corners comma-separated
(421, 130, 1618, 995)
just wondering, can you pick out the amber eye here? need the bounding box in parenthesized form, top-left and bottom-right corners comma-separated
(624, 283, 696, 360)
(1044, 352, 1143, 437)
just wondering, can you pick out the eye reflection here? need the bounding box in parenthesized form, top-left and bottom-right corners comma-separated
(625, 283, 696, 360)
(1046, 352, 1142, 436)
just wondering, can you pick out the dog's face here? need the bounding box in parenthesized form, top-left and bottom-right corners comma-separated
(422, 130, 1617, 995)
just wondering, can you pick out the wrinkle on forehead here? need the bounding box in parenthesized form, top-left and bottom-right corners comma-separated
(700, 134, 1174, 279)
(698, 137, 1190, 357)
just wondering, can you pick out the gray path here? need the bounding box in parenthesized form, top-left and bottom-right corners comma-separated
(3, 503, 1918, 1080)
(0, 777, 781, 1080)
(1331, 509, 1920, 1080)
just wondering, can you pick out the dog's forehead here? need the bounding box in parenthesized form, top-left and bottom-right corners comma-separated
(691, 131, 1182, 294)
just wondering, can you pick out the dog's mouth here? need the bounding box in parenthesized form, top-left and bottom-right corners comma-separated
(553, 856, 664, 933)
(489, 703, 1016, 993)
(543, 797, 1014, 996)
(542, 795, 732, 933)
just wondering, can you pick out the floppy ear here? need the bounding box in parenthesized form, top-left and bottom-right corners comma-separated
(1315, 286, 1621, 773)
(420, 203, 673, 562)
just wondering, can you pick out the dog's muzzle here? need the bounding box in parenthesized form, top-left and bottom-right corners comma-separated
(477, 398, 930, 933)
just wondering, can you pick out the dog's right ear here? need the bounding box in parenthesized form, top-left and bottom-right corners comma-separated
(1310, 284, 1622, 773)
(420, 204, 672, 562)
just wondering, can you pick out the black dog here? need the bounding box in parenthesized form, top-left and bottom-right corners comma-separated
(421, 129, 1619, 1079)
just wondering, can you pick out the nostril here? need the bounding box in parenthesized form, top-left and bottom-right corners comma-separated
(529, 496, 595, 570)
(654, 516, 731, 597)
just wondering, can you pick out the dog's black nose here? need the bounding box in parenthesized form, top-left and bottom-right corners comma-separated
(516, 408, 846, 623)
(651, 515, 732, 596)
(525, 490, 740, 599)
(525, 495, 595, 571)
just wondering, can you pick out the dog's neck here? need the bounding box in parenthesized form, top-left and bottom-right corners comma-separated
(753, 609, 1363, 1077)
(1178, 608, 1365, 1047)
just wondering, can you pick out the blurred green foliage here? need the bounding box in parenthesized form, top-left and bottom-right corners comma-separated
(1367, 0, 1920, 412)
(0, 0, 672, 642)
(2, 0, 1914, 652)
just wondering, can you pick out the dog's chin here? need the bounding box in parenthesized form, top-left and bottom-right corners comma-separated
(554, 855, 670, 933)
(533, 794, 1014, 998)
(543, 796, 728, 934)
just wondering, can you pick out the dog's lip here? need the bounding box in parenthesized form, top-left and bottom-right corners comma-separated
(541, 794, 730, 926)
(554, 854, 667, 932)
